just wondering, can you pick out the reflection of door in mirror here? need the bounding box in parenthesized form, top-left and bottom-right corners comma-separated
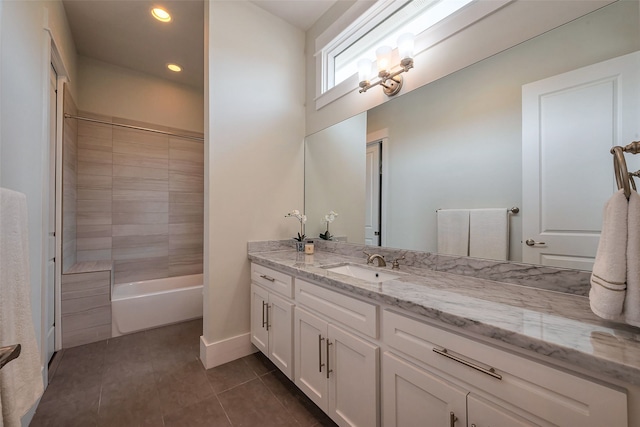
(365, 142, 381, 246)
(522, 51, 640, 271)
(305, 113, 367, 243)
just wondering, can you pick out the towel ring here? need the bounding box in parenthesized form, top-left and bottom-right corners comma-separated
(611, 146, 631, 199)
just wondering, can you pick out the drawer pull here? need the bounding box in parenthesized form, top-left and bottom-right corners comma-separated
(450, 412, 457, 427)
(326, 339, 333, 379)
(265, 303, 271, 331)
(318, 335, 325, 373)
(262, 301, 267, 328)
(433, 347, 502, 380)
(260, 274, 276, 282)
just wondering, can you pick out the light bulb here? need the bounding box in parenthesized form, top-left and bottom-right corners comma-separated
(357, 58, 372, 83)
(375, 46, 392, 74)
(397, 33, 415, 60)
(151, 7, 171, 22)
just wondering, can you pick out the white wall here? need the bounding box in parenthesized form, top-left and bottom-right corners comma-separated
(77, 56, 204, 132)
(305, 0, 619, 136)
(305, 113, 366, 242)
(366, 0, 640, 260)
(202, 0, 305, 367)
(0, 1, 77, 423)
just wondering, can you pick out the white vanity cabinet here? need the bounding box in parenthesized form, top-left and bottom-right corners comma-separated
(382, 309, 628, 427)
(250, 264, 294, 379)
(294, 279, 379, 427)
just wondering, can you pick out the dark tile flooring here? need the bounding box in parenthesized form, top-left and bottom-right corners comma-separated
(31, 320, 337, 426)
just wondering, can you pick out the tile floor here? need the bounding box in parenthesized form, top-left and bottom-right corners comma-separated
(31, 319, 337, 426)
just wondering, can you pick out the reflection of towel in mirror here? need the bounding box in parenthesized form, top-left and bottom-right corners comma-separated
(590, 190, 627, 320)
(625, 191, 640, 327)
(437, 209, 469, 256)
(469, 209, 509, 261)
(0, 188, 44, 427)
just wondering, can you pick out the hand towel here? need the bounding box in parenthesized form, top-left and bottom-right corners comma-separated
(0, 188, 44, 427)
(469, 209, 509, 261)
(589, 189, 628, 321)
(437, 209, 469, 256)
(624, 191, 640, 327)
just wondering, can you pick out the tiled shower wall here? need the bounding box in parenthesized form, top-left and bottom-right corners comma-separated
(66, 110, 204, 284)
(62, 87, 78, 272)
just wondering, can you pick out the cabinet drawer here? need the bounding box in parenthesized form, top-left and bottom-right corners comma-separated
(296, 279, 378, 339)
(383, 309, 627, 427)
(251, 263, 293, 298)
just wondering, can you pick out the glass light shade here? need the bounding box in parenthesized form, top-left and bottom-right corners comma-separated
(397, 33, 415, 60)
(357, 58, 372, 82)
(375, 46, 393, 73)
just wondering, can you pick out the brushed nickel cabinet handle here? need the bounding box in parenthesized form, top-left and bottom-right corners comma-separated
(326, 340, 333, 379)
(318, 335, 325, 373)
(260, 274, 275, 282)
(265, 303, 271, 331)
(261, 301, 267, 328)
(450, 412, 458, 427)
(433, 347, 502, 380)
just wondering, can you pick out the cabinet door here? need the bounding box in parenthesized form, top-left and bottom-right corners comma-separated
(328, 324, 379, 427)
(295, 307, 329, 411)
(467, 394, 538, 427)
(268, 292, 294, 379)
(383, 352, 468, 427)
(250, 284, 269, 354)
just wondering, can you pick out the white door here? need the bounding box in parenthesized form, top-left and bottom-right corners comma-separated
(522, 51, 640, 270)
(328, 324, 379, 427)
(45, 64, 57, 364)
(382, 352, 468, 427)
(250, 284, 269, 354)
(267, 292, 293, 379)
(365, 142, 381, 246)
(467, 394, 536, 427)
(295, 307, 329, 411)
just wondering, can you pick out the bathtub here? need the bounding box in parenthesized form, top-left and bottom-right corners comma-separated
(111, 274, 203, 337)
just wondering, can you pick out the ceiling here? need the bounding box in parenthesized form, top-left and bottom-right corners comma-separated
(62, 0, 338, 91)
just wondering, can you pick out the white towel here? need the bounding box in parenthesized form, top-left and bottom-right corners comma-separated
(590, 189, 628, 321)
(0, 189, 44, 427)
(437, 209, 469, 256)
(469, 209, 509, 261)
(624, 191, 640, 327)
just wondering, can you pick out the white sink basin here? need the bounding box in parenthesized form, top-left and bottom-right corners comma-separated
(324, 264, 401, 283)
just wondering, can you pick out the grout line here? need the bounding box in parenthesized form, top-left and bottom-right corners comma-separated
(214, 394, 234, 426)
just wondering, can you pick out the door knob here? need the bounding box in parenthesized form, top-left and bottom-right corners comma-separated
(525, 239, 546, 246)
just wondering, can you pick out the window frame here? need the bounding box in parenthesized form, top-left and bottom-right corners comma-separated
(314, 0, 513, 110)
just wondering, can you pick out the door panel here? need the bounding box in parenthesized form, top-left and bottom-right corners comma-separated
(46, 64, 57, 363)
(365, 143, 381, 246)
(295, 307, 328, 411)
(383, 352, 468, 427)
(522, 51, 640, 269)
(328, 324, 379, 427)
(250, 284, 269, 354)
(268, 292, 293, 379)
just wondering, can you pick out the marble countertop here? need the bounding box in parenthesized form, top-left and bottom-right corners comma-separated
(248, 249, 640, 386)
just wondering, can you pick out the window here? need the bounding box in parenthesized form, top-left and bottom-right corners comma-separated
(315, 0, 509, 109)
(332, 0, 474, 89)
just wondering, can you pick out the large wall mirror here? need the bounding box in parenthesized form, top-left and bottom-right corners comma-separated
(304, 1, 640, 269)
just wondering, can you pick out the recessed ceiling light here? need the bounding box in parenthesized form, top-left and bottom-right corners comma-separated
(151, 7, 171, 22)
(167, 64, 182, 72)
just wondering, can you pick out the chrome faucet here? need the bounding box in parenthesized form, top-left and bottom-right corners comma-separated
(363, 251, 386, 267)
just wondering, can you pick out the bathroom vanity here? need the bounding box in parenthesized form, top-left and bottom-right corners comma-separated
(248, 241, 640, 427)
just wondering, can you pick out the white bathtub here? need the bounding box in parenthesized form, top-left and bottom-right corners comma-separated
(111, 274, 203, 337)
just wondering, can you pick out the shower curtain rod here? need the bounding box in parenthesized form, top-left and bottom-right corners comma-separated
(64, 114, 204, 142)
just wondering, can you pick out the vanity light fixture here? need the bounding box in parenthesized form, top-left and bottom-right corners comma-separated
(151, 7, 171, 22)
(358, 33, 415, 96)
(167, 63, 182, 72)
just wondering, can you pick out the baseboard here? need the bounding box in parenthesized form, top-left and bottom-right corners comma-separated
(199, 332, 255, 369)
